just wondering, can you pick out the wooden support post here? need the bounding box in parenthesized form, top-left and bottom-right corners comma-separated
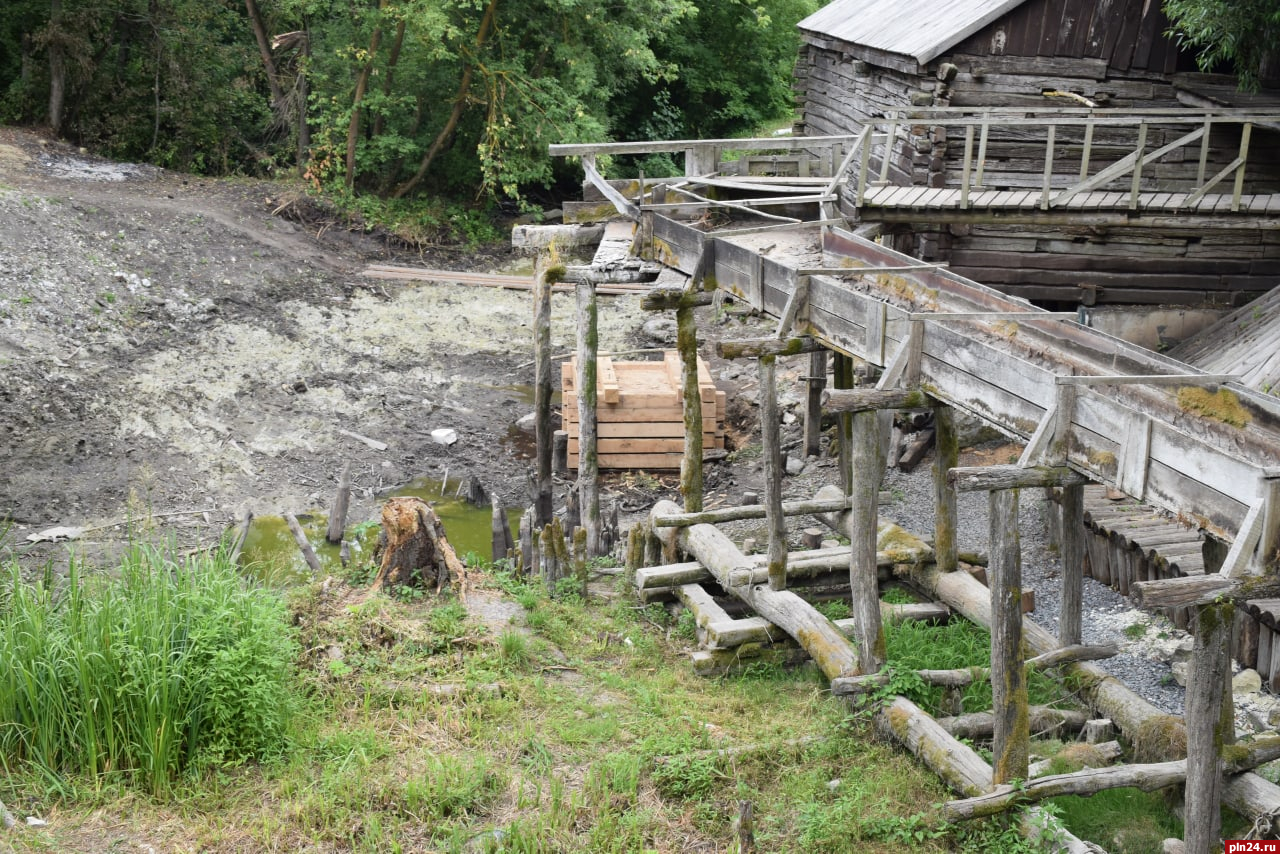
(284, 512, 323, 575)
(227, 510, 253, 566)
(934, 404, 959, 573)
(989, 488, 1029, 785)
(576, 280, 601, 556)
(491, 498, 513, 563)
(760, 355, 787, 590)
(677, 303, 703, 513)
(804, 349, 827, 458)
(1185, 601, 1234, 854)
(518, 506, 534, 575)
(849, 409, 888, 672)
(833, 353, 854, 494)
(1060, 483, 1085, 646)
(326, 462, 351, 544)
(534, 259, 555, 527)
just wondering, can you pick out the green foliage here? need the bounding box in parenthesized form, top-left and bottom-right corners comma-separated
(0, 545, 298, 796)
(1164, 0, 1280, 91)
(884, 619, 1061, 713)
(0, 0, 817, 206)
(1047, 787, 1183, 852)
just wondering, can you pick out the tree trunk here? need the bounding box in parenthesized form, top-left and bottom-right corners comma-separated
(47, 0, 65, 134)
(678, 303, 703, 512)
(244, 0, 285, 107)
(533, 258, 554, 528)
(369, 497, 466, 594)
(760, 355, 785, 589)
(343, 0, 386, 190)
(392, 0, 497, 199)
(370, 17, 405, 139)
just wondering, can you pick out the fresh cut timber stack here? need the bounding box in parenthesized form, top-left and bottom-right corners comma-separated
(562, 350, 725, 470)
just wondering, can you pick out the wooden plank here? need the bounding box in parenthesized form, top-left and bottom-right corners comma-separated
(1116, 411, 1152, 498)
(599, 356, 620, 404)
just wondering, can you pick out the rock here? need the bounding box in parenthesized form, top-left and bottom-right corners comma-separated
(785, 456, 804, 476)
(1171, 660, 1189, 687)
(641, 317, 677, 346)
(430, 428, 459, 446)
(1233, 668, 1263, 695)
(1171, 636, 1195, 664)
(515, 412, 536, 432)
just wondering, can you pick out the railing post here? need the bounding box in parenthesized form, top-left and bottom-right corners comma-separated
(974, 117, 990, 189)
(1040, 123, 1056, 211)
(878, 119, 898, 185)
(1232, 122, 1253, 212)
(960, 124, 975, 210)
(1197, 118, 1212, 187)
(1128, 122, 1148, 211)
(856, 128, 873, 206)
(1079, 120, 1094, 181)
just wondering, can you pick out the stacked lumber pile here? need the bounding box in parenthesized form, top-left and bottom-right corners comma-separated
(562, 351, 725, 470)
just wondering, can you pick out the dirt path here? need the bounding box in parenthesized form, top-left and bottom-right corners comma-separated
(0, 128, 661, 560)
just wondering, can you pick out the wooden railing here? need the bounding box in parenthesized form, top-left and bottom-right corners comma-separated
(847, 108, 1280, 213)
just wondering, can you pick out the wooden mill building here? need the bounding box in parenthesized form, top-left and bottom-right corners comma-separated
(793, 0, 1280, 315)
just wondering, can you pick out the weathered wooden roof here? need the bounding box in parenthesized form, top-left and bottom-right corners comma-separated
(1170, 285, 1280, 395)
(797, 0, 1027, 65)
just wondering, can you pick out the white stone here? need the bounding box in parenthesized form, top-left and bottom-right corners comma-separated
(1233, 668, 1263, 695)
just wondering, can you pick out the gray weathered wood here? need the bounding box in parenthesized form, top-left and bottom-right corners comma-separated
(716, 336, 825, 360)
(849, 409, 888, 672)
(1185, 602, 1234, 854)
(804, 349, 828, 458)
(1061, 483, 1085, 646)
(678, 303, 703, 513)
(934, 404, 959, 574)
(653, 495, 857, 528)
(989, 488, 1028, 785)
(938, 706, 1090, 740)
(949, 464, 1089, 492)
(640, 286, 715, 311)
(284, 512, 322, 575)
(227, 510, 253, 566)
(1132, 575, 1280, 609)
(760, 356, 787, 590)
(833, 353, 854, 494)
(823, 386, 929, 413)
(491, 498, 513, 563)
(576, 280, 601, 556)
(651, 500, 859, 679)
(326, 462, 351, 544)
(831, 644, 1116, 695)
(534, 260, 554, 527)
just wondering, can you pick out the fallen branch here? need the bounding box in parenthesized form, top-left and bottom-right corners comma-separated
(830, 644, 1117, 696)
(937, 706, 1090, 740)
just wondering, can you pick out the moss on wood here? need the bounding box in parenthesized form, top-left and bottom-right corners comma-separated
(1176, 387, 1251, 429)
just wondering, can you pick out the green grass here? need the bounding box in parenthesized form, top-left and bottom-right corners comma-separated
(0, 544, 297, 797)
(0, 548, 1170, 852)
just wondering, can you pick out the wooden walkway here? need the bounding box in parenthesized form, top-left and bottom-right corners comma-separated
(862, 186, 1280, 216)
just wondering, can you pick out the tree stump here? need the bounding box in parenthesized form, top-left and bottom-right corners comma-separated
(369, 497, 466, 595)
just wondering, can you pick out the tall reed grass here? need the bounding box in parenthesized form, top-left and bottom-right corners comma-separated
(0, 544, 298, 796)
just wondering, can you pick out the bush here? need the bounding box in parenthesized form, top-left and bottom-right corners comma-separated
(0, 544, 299, 796)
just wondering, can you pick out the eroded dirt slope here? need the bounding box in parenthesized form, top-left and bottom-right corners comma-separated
(0, 127, 650, 556)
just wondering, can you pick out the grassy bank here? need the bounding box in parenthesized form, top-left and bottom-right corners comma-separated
(0, 543, 1179, 852)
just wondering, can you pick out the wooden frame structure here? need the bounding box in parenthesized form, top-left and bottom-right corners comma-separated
(548, 128, 1280, 850)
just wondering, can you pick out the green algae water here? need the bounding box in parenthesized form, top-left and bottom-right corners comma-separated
(239, 477, 521, 584)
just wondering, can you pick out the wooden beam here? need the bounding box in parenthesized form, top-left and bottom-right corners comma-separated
(1060, 484, 1085, 646)
(822, 386, 930, 413)
(576, 280, 602, 556)
(642, 286, 715, 311)
(1055, 374, 1241, 387)
(760, 356, 787, 590)
(534, 259, 554, 527)
(1185, 601, 1234, 854)
(677, 303, 703, 513)
(716, 336, 824, 359)
(949, 465, 1089, 492)
(934, 404, 959, 573)
(651, 500, 860, 679)
(804, 349, 828, 458)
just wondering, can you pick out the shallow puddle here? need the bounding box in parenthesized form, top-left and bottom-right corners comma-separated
(239, 477, 522, 584)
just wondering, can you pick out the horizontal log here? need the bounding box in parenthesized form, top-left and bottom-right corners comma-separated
(822, 386, 930, 413)
(653, 496, 854, 527)
(641, 287, 715, 310)
(830, 644, 1117, 696)
(1131, 575, 1280, 609)
(562, 261, 661, 284)
(708, 601, 950, 648)
(948, 464, 1090, 492)
(715, 336, 826, 359)
(938, 706, 1091, 740)
(942, 733, 1280, 821)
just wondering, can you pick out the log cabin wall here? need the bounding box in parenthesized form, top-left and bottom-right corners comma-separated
(795, 0, 1280, 307)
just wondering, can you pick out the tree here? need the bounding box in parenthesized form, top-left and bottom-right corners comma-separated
(1164, 0, 1280, 91)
